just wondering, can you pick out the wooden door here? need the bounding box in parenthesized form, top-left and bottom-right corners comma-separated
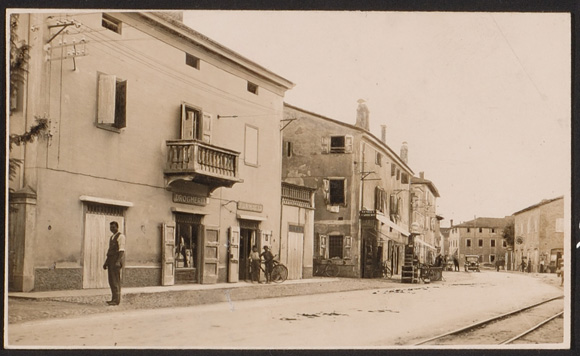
(287, 230, 304, 280)
(228, 226, 240, 283)
(201, 227, 219, 284)
(161, 222, 176, 286)
(83, 214, 124, 289)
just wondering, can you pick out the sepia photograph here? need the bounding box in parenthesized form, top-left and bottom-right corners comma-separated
(5, 5, 573, 350)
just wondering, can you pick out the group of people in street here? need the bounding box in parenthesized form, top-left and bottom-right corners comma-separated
(249, 245, 274, 284)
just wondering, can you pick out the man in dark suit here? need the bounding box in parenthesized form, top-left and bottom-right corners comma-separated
(103, 221, 125, 305)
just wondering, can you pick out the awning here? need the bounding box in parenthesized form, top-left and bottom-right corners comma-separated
(375, 214, 410, 236)
(237, 213, 267, 221)
(414, 237, 436, 250)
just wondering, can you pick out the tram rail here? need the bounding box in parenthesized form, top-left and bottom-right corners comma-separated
(413, 295, 564, 346)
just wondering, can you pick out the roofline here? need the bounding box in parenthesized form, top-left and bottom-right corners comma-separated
(512, 196, 564, 215)
(452, 216, 513, 228)
(411, 177, 441, 197)
(284, 102, 414, 175)
(133, 12, 295, 90)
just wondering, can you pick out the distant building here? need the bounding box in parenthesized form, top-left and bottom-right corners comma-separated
(410, 173, 441, 264)
(282, 102, 413, 278)
(440, 226, 451, 258)
(512, 196, 564, 273)
(449, 217, 512, 268)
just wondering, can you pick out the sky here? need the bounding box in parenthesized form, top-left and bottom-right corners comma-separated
(183, 11, 571, 226)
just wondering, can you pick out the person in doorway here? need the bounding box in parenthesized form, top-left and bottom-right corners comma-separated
(249, 246, 261, 283)
(178, 236, 187, 267)
(102, 221, 125, 306)
(260, 246, 274, 284)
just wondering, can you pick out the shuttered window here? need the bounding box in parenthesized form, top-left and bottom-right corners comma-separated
(97, 73, 127, 130)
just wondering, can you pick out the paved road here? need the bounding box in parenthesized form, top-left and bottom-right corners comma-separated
(6, 271, 565, 348)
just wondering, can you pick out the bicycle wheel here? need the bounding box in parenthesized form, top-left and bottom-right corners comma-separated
(271, 265, 288, 283)
(325, 263, 339, 277)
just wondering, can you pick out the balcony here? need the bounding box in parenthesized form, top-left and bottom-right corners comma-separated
(164, 140, 242, 191)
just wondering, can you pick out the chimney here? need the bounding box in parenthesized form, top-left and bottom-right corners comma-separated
(400, 141, 408, 164)
(450, 219, 454, 227)
(419, 171, 424, 179)
(355, 99, 370, 131)
(380, 125, 387, 143)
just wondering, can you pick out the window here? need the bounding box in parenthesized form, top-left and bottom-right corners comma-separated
(502, 240, 507, 247)
(478, 239, 483, 247)
(185, 53, 200, 69)
(97, 73, 127, 130)
(376, 152, 382, 166)
(490, 254, 496, 263)
(181, 105, 202, 140)
(284, 141, 293, 157)
(102, 13, 122, 34)
(479, 227, 483, 233)
(247, 81, 258, 94)
(401, 172, 409, 184)
(322, 135, 353, 154)
(244, 125, 259, 166)
(466, 239, 471, 247)
(467, 228, 471, 233)
(329, 179, 346, 205)
(396, 168, 400, 180)
(375, 186, 386, 213)
(491, 239, 496, 247)
(491, 228, 495, 233)
(331, 136, 345, 153)
(328, 235, 344, 259)
(391, 164, 396, 176)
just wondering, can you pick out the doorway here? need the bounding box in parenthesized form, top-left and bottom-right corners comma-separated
(238, 219, 260, 281)
(175, 213, 202, 284)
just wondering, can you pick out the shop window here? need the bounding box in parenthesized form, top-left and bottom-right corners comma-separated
(97, 73, 127, 131)
(102, 13, 122, 34)
(328, 235, 344, 259)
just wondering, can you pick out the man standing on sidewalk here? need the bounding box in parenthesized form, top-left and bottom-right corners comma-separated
(261, 246, 274, 284)
(103, 221, 125, 305)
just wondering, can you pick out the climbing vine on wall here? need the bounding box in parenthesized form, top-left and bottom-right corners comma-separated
(10, 14, 31, 115)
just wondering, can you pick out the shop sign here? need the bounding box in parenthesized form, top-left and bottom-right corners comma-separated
(173, 193, 207, 206)
(237, 201, 263, 213)
(359, 210, 376, 219)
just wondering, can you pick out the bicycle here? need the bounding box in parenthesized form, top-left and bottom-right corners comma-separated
(313, 258, 340, 277)
(373, 261, 393, 279)
(260, 257, 288, 283)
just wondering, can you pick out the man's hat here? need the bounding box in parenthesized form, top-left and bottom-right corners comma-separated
(263, 246, 269, 250)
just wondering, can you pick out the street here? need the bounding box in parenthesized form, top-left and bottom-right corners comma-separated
(7, 271, 565, 348)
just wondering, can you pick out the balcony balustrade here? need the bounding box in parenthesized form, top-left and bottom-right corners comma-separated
(165, 140, 242, 190)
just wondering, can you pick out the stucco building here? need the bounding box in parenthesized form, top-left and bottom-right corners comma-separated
(8, 11, 296, 291)
(410, 173, 441, 264)
(448, 217, 512, 268)
(282, 102, 414, 278)
(512, 196, 564, 273)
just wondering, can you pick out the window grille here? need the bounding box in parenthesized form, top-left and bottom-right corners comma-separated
(328, 235, 344, 259)
(86, 203, 124, 216)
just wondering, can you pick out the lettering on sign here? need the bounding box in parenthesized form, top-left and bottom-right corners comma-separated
(237, 201, 263, 213)
(173, 193, 207, 206)
(359, 210, 376, 219)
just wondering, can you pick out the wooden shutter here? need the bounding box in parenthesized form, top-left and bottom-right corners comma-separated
(202, 112, 212, 143)
(228, 226, 240, 283)
(320, 234, 328, 259)
(345, 135, 353, 153)
(321, 136, 330, 153)
(114, 80, 127, 128)
(181, 104, 195, 140)
(161, 222, 176, 286)
(201, 227, 219, 284)
(97, 74, 116, 124)
(344, 236, 352, 259)
(322, 179, 330, 204)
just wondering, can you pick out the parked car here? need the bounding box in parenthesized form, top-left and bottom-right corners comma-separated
(464, 255, 480, 272)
